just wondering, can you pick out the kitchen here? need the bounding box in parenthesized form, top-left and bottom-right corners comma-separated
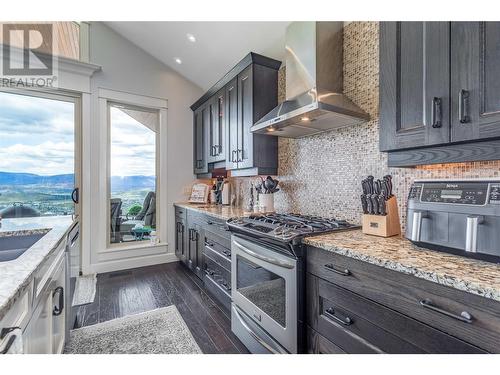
(0, 2, 499, 372)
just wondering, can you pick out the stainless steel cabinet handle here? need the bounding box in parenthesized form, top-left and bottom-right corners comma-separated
(459, 89, 471, 124)
(420, 299, 473, 324)
(232, 306, 285, 354)
(233, 239, 295, 269)
(231, 150, 237, 163)
(53, 286, 64, 316)
(431, 97, 442, 128)
(237, 149, 243, 162)
(465, 215, 483, 253)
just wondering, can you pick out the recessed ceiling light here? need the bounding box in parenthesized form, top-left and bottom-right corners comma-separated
(174, 57, 182, 65)
(187, 33, 196, 43)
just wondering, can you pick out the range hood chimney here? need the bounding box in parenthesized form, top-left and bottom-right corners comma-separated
(251, 22, 369, 138)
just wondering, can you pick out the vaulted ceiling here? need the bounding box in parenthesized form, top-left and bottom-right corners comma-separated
(105, 22, 291, 90)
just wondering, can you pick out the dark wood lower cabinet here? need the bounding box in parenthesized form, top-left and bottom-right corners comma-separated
(174, 205, 232, 313)
(306, 273, 485, 354)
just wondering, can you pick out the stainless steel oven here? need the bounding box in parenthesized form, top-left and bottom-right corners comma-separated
(231, 234, 297, 354)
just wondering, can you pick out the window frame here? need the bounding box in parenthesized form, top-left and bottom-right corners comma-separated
(106, 101, 160, 248)
(0, 87, 82, 220)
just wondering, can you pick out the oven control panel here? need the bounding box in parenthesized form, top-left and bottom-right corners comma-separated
(416, 182, 492, 205)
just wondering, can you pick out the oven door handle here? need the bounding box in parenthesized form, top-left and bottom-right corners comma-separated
(232, 306, 286, 354)
(233, 240, 295, 269)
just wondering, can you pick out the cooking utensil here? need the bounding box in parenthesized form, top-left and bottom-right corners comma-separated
(366, 195, 373, 214)
(371, 194, 379, 215)
(383, 175, 393, 197)
(361, 194, 368, 214)
(378, 194, 387, 215)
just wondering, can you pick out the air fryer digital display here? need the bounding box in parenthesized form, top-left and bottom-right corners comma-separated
(420, 182, 489, 205)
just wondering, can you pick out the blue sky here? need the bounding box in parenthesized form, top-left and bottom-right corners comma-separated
(0, 91, 156, 177)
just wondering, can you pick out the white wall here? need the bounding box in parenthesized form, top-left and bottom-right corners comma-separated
(83, 22, 202, 273)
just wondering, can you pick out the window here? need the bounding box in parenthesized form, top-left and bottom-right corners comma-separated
(0, 91, 76, 219)
(108, 103, 159, 245)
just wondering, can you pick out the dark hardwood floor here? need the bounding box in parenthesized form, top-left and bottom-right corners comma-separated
(73, 262, 248, 354)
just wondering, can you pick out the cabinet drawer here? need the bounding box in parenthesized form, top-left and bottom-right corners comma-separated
(204, 273, 231, 313)
(307, 273, 485, 354)
(174, 205, 186, 218)
(203, 216, 231, 241)
(307, 246, 500, 352)
(204, 253, 231, 292)
(307, 326, 345, 354)
(204, 232, 231, 265)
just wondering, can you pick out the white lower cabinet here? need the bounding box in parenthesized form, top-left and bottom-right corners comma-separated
(24, 291, 53, 354)
(1, 246, 67, 355)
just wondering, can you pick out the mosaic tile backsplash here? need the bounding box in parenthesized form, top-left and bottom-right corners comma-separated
(232, 22, 500, 228)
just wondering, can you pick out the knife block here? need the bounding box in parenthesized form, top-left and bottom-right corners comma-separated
(362, 196, 401, 237)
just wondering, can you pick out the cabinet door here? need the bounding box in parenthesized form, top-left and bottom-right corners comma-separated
(194, 224, 204, 280)
(175, 217, 187, 264)
(209, 90, 225, 163)
(237, 66, 254, 169)
(25, 292, 52, 354)
(451, 22, 500, 142)
(193, 105, 208, 174)
(207, 98, 217, 163)
(379, 22, 450, 151)
(51, 257, 66, 354)
(225, 78, 239, 170)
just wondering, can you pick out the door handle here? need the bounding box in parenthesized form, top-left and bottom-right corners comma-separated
(231, 150, 237, 163)
(71, 187, 79, 204)
(410, 211, 426, 242)
(52, 286, 64, 316)
(237, 149, 243, 162)
(465, 215, 483, 253)
(459, 89, 470, 124)
(233, 239, 295, 269)
(431, 97, 442, 128)
(232, 306, 286, 354)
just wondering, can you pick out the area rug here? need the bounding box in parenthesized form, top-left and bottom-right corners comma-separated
(64, 306, 202, 354)
(72, 274, 97, 306)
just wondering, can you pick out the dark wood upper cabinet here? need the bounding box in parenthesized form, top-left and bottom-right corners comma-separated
(193, 105, 208, 174)
(381, 21, 500, 166)
(379, 22, 450, 151)
(451, 22, 500, 142)
(225, 77, 239, 170)
(207, 90, 225, 163)
(191, 53, 281, 176)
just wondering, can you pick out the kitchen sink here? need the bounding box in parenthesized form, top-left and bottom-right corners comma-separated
(0, 233, 45, 262)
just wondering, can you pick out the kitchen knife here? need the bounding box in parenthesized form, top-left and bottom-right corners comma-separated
(374, 179, 382, 195)
(367, 175, 374, 194)
(361, 194, 368, 214)
(371, 194, 379, 215)
(366, 195, 373, 214)
(378, 194, 387, 215)
(383, 175, 393, 197)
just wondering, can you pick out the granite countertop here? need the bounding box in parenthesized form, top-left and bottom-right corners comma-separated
(174, 202, 253, 221)
(304, 229, 500, 302)
(0, 216, 74, 320)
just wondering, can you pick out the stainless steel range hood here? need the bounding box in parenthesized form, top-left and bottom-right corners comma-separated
(251, 22, 369, 138)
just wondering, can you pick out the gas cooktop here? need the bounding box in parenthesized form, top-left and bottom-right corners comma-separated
(227, 213, 360, 243)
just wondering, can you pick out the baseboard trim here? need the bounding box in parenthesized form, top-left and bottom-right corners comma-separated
(87, 252, 179, 275)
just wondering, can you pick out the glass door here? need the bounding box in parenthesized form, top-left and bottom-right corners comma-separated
(0, 90, 77, 221)
(108, 103, 159, 246)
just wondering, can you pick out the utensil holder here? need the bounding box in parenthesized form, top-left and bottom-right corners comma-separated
(259, 193, 275, 213)
(362, 196, 401, 237)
